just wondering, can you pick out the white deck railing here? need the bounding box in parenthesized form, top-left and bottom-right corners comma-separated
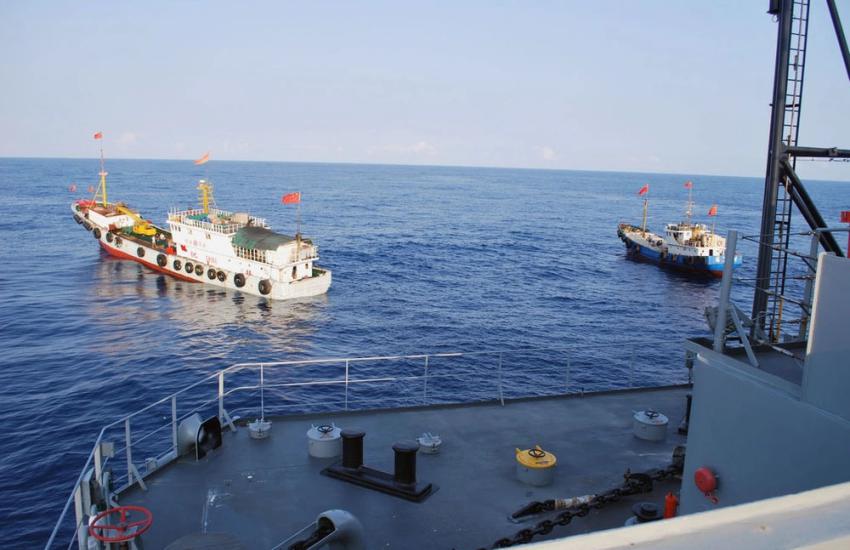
(46, 340, 693, 549)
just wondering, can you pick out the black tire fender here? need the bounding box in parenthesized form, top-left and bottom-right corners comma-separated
(185, 262, 194, 274)
(157, 254, 167, 267)
(234, 273, 246, 288)
(216, 270, 226, 282)
(93, 228, 102, 240)
(258, 279, 272, 295)
(137, 247, 145, 258)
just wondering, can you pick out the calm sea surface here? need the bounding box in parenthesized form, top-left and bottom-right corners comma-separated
(0, 158, 846, 546)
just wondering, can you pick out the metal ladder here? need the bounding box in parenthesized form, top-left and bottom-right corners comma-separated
(766, 0, 810, 341)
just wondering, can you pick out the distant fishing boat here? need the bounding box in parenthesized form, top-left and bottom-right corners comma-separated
(71, 136, 332, 299)
(617, 181, 742, 277)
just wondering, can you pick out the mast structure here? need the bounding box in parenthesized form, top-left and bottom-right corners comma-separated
(641, 198, 648, 235)
(751, 0, 849, 342)
(95, 139, 108, 207)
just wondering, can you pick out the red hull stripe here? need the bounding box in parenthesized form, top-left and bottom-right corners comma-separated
(98, 241, 200, 283)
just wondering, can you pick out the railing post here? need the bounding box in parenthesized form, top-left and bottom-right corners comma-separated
(714, 230, 738, 352)
(125, 418, 133, 485)
(260, 364, 265, 420)
(92, 440, 103, 488)
(171, 396, 178, 455)
(218, 371, 225, 422)
(344, 360, 350, 411)
(799, 230, 820, 339)
(422, 355, 429, 405)
(498, 353, 505, 406)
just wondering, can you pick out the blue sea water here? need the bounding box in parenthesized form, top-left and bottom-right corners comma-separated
(0, 158, 846, 546)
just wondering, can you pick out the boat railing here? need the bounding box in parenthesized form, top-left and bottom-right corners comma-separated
(734, 226, 849, 342)
(46, 340, 692, 549)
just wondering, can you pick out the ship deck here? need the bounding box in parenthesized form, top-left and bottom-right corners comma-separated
(120, 386, 689, 549)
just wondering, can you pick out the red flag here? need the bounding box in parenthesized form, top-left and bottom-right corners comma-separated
(194, 152, 210, 165)
(282, 192, 301, 205)
(684, 181, 693, 189)
(93, 132, 103, 140)
(637, 184, 649, 196)
(708, 204, 718, 217)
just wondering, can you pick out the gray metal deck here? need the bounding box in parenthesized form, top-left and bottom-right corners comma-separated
(122, 387, 689, 549)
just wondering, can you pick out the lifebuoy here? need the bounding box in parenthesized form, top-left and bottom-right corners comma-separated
(234, 273, 246, 288)
(157, 254, 167, 267)
(137, 247, 145, 258)
(173, 259, 182, 271)
(207, 268, 216, 280)
(194, 264, 204, 276)
(105, 232, 114, 243)
(185, 262, 194, 274)
(216, 270, 226, 282)
(93, 228, 102, 240)
(258, 279, 272, 295)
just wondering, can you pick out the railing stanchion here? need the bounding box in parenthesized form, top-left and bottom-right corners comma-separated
(171, 396, 178, 455)
(422, 355, 429, 405)
(344, 360, 350, 411)
(260, 364, 265, 419)
(498, 353, 505, 406)
(125, 418, 133, 485)
(218, 371, 225, 422)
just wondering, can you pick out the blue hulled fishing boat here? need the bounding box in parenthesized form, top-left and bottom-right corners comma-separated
(617, 182, 742, 277)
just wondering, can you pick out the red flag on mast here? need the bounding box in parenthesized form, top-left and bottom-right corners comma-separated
(282, 192, 301, 204)
(93, 132, 103, 140)
(637, 184, 649, 196)
(684, 180, 693, 189)
(708, 204, 718, 217)
(194, 152, 210, 165)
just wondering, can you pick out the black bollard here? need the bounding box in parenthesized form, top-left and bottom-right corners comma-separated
(341, 430, 365, 469)
(392, 440, 420, 485)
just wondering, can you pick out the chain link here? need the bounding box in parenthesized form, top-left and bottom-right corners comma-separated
(480, 455, 683, 549)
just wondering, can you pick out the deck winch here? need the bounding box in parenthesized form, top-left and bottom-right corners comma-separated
(633, 410, 668, 441)
(515, 445, 557, 486)
(307, 424, 342, 458)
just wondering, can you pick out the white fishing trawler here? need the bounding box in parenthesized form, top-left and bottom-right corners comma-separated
(71, 148, 331, 300)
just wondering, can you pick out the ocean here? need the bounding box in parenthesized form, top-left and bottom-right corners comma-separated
(0, 158, 846, 546)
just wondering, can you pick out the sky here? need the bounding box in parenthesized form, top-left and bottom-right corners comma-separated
(1, 0, 848, 180)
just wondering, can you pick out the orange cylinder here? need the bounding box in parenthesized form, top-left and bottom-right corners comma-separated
(664, 492, 679, 519)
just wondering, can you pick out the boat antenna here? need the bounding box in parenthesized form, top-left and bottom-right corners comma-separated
(685, 180, 694, 225)
(641, 194, 649, 236)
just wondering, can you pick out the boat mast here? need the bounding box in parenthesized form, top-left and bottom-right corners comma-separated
(641, 197, 648, 235)
(94, 134, 108, 207)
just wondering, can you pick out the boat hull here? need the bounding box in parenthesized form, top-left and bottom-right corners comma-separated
(617, 225, 741, 278)
(74, 204, 332, 300)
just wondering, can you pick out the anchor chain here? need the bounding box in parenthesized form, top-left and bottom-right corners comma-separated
(480, 449, 684, 550)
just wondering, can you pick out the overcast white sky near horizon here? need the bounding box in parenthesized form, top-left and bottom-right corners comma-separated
(1, 1, 848, 180)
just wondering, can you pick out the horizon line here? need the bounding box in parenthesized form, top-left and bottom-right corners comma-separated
(2, 154, 848, 184)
